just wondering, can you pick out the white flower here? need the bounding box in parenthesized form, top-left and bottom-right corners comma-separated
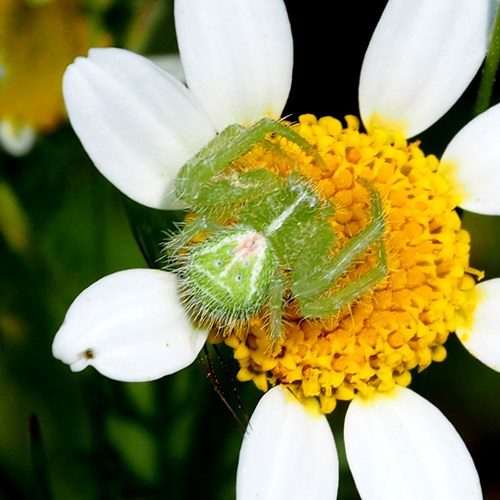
(0, 121, 36, 157)
(54, 0, 500, 498)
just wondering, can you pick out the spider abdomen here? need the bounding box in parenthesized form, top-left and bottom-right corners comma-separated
(183, 227, 276, 323)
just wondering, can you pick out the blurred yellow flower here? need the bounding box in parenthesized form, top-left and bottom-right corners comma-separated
(0, 0, 110, 155)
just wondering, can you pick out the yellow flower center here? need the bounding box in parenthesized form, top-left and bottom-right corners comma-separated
(208, 114, 478, 414)
(0, 0, 110, 132)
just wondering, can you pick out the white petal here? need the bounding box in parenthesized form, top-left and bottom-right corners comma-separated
(63, 48, 216, 210)
(175, 0, 293, 131)
(52, 269, 208, 382)
(359, 0, 491, 138)
(456, 278, 500, 371)
(237, 386, 338, 500)
(441, 103, 500, 215)
(0, 121, 36, 156)
(345, 386, 481, 500)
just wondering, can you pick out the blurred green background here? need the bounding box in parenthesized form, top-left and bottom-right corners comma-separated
(1, 1, 500, 499)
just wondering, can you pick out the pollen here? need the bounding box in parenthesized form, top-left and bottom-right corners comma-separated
(220, 114, 478, 414)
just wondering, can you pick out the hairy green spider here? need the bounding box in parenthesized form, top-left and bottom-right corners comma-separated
(166, 118, 387, 344)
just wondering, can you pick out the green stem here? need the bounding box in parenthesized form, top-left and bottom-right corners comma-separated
(474, 6, 500, 115)
(29, 415, 52, 500)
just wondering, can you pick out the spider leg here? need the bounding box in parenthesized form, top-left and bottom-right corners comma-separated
(192, 168, 282, 213)
(268, 274, 285, 345)
(259, 135, 326, 173)
(297, 239, 387, 318)
(176, 118, 326, 205)
(261, 120, 327, 171)
(290, 218, 336, 286)
(292, 180, 385, 299)
(163, 216, 225, 259)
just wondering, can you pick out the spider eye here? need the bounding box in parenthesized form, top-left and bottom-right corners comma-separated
(216, 260, 223, 267)
(235, 275, 242, 281)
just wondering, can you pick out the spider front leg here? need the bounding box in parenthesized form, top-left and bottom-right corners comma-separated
(175, 118, 326, 206)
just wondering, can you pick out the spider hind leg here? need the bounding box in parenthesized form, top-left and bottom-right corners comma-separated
(294, 180, 387, 318)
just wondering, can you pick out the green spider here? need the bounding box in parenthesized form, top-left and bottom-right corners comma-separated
(166, 118, 387, 344)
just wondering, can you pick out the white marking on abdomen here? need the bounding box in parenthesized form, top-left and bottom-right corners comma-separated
(220, 232, 267, 280)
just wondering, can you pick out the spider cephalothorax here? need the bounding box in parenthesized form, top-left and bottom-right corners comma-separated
(165, 118, 387, 343)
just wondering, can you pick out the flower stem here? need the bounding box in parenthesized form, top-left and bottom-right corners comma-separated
(474, 5, 500, 115)
(29, 414, 52, 500)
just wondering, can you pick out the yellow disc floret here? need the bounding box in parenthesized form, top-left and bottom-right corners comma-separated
(0, 0, 110, 133)
(219, 114, 477, 414)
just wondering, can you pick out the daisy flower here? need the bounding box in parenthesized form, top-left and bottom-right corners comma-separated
(53, 0, 500, 498)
